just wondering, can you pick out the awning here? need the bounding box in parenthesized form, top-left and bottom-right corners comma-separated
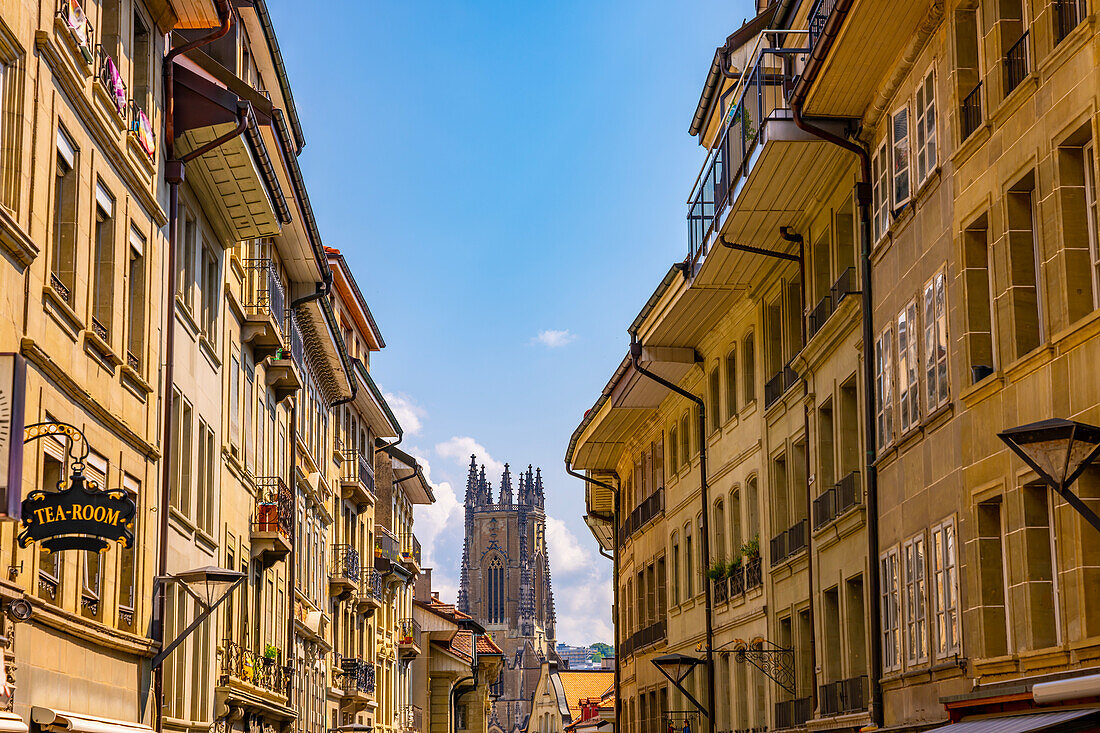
(0, 712, 27, 733)
(31, 708, 153, 733)
(926, 709, 1100, 733)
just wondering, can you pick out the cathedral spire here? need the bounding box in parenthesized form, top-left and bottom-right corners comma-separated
(534, 467, 544, 508)
(464, 455, 478, 506)
(500, 463, 513, 505)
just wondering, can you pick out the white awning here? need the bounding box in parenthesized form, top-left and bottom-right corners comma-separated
(0, 712, 27, 733)
(925, 708, 1100, 733)
(31, 708, 153, 733)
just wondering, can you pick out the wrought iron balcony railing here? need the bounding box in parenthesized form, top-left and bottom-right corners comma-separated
(95, 44, 128, 119)
(57, 0, 95, 64)
(807, 0, 837, 51)
(375, 527, 400, 563)
(398, 618, 421, 649)
(745, 557, 763, 590)
(253, 476, 293, 542)
(617, 487, 664, 545)
(830, 266, 857, 306)
(330, 544, 361, 584)
(819, 675, 868, 717)
(242, 258, 286, 333)
(358, 568, 383, 606)
(961, 82, 983, 140)
(1055, 0, 1086, 42)
(220, 640, 290, 697)
(399, 533, 421, 567)
(808, 295, 832, 340)
(1004, 31, 1030, 95)
(336, 656, 375, 695)
(341, 450, 375, 495)
(686, 32, 808, 269)
(775, 697, 813, 730)
(770, 519, 808, 566)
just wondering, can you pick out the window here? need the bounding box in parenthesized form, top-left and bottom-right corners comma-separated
(487, 555, 505, 623)
(1088, 142, 1100, 309)
(201, 244, 219, 336)
(742, 333, 755, 403)
(892, 106, 911, 208)
(670, 532, 680, 605)
(118, 474, 139, 627)
(903, 533, 928, 665)
(977, 499, 1010, 656)
(131, 11, 151, 111)
(956, 6, 983, 140)
(196, 420, 215, 535)
(725, 346, 737, 419)
(930, 517, 959, 657)
(880, 547, 901, 671)
(126, 227, 145, 369)
(91, 182, 115, 340)
(178, 207, 197, 311)
(51, 129, 78, 303)
(1055, 0, 1086, 43)
(684, 523, 693, 598)
(679, 412, 690, 462)
(924, 271, 949, 409)
(872, 141, 890, 240)
(708, 365, 720, 433)
(915, 69, 937, 186)
(897, 301, 920, 432)
(1006, 173, 1042, 358)
(172, 390, 193, 516)
(962, 215, 994, 381)
(668, 424, 679, 474)
(874, 327, 894, 450)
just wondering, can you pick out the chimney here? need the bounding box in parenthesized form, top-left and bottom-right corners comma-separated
(414, 568, 433, 602)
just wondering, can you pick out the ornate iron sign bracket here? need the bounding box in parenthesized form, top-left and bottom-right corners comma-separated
(730, 638, 796, 695)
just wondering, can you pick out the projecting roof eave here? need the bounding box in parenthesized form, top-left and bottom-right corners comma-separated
(353, 361, 401, 439)
(385, 445, 434, 505)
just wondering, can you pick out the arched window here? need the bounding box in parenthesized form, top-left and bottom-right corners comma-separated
(670, 531, 680, 605)
(487, 555, 505, 623)
(730, 489, 742, 556)
(684, 522, 694, 598)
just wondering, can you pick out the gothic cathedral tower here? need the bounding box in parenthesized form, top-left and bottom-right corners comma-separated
(457, 458, 557, 733)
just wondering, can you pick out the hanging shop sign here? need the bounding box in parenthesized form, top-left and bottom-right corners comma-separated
(0, 354, 26, 520)
(18, 420, 135, 552)
(18, 468, 135, 552)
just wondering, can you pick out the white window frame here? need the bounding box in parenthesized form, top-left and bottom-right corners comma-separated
(915, 67, 938, 186)
(897, 301, 920, 433)
(880, 546, 902, 672)
(892, 104, 912, 209)
(875, 326, 895, 450)
(930, 516, 960, 658)
(924, 270, 950, 411)
(1085, 141, 1099, 309)
(873, 141, 890, 241)
(903, 532, 928, 666)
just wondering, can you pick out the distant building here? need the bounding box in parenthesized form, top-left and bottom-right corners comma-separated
(526, 661, 614, 733)
(556, 644, 598, 670)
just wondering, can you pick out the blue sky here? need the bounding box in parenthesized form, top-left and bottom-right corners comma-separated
(271, 0, 754, 644)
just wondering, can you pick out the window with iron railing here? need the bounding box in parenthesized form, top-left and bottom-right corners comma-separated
(1003, 30, 1030, 95)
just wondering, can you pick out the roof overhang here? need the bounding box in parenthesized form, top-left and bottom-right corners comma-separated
(145, 0, 221, 32)
(293, 291, 353, 403)
(329, 250, 385, 350)
(353, 361, 400, 438)
(172, 62, 289, 242)
(385, 446, 435, 505)
(31, 709, 151, 733)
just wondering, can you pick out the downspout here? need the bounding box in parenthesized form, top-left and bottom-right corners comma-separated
(779, 226, 817, 715)
(565, 463, 621, 729)
(627, 334, 715, 733)
(287, 398, 297, 702)
(790, 97, 881, 727)
(153, 5, 235, 730)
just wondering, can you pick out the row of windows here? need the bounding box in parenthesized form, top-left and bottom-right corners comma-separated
(880, 517, 959, 672)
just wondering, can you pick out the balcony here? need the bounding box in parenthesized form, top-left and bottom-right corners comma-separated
(336, 656, 375, 710)
(56, 0, 94, 66)
(686, 31, 851, 279)
(95, 45, 128, 123)
(819, 675, 868, 717)
(770, 519, 808, 567)
(960, 82, 983, 141)
(266, 312, 303, 402)
(251, 477, 292, 562)
(812, 470, 861, 530)
(398, 618, 422, 658)
(617, 488, 664, 546)
(1055, 0, 1087, 43)
(340, 449, 375, 509)
(400, 705, 423, 733)
(241, 259, 286, 360)
(356, 568, 383, 615)
(775, 697, 812, 730)
(399, 533, 422, 574)
(745, 556, 763, 590)
(328, 544, 361, 599)
(801, 0, 939, 118)
(764, 365, 799, 409)
(219, 639, 290, 699)
(1003, 30, 1030, 96)
(375, 527, 410, 579)
(619, 619, 667, 659)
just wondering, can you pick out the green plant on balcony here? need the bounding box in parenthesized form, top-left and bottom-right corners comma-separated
(706, 562, 726, 581)
(740, 535, 760, 559)
(725, 557, 742, 577)
(263, 644, 279, 665)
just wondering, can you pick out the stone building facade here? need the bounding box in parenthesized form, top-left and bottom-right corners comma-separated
(457, 460, 558, 733)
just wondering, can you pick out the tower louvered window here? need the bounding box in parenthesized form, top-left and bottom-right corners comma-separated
(487, 555, 505, 624)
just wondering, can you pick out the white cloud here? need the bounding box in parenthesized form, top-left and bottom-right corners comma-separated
(434, 436, 505, 476)
(384, 392, 426, 436)
(411, 454, 463, 594)
(532, 329, 575, 348)
(546, 516, 590, 575)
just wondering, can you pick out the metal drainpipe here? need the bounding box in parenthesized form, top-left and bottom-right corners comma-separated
(287, 399, 297, 698)
(779, 226, 818, 716)
(627, 335, 715, 733)
(565, 463, 620, 728)
(790, 96, 881, 728)
(153, 5, 235, 730)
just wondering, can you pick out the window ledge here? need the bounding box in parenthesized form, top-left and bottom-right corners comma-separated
(120, 363, 153, 398)
(913, 167, 942, 206)
(175, 296, 200, 340)
(82, 327, 122, 371)
(1039, 17, 1094, 80)
(126, 134, 156, 179)
(959, 370, 1004, 408)
(1051, 307, 1100, 353)
(1003, 343, 1055, 383)
(199, 331, 221, 370)
(42, 285, 83, 342)
(990, 74, 1038, 129)
(0, 204, 37, 268)
(952, 122, 992, 169)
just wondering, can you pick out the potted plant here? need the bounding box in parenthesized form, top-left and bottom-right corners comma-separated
(263, 644, 279, 666)
(725, 557, 742, 577)
(740, 535, 760, 560)
(706, 562, 727, 581)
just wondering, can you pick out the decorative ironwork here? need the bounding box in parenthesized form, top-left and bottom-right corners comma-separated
(126, 350, 140, 371)
(1004, 30, 1030, 94)
(220, 639, 290, 696)
(745, 557, 762, 590)
(399, 533, 421, 567)
(90, 316, 109, 342)
(808, 295, 833, 339)
(330, 544, 361, 583)
(253, 476, 293, 542)
(1055, 0, 1086, 42)
(80, 594, 98, 614)
(398, 618, 421, 648)
(807, 0, 837, 51)
(400, 704, 423, 733)
(95, 44, 127, 118)
(37, 574, 58, 599)
(118, 606, 134, 626)
(961, 82, 983, 140)
(341, 450, 375, 496)
(242, 258, 286, 331)
(813, 470, 862, 529)
(49, 272, 71, 304)
(733, 638, 795, 695)
(337, 656, 375, 695)
(770, 519, 808, 566)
